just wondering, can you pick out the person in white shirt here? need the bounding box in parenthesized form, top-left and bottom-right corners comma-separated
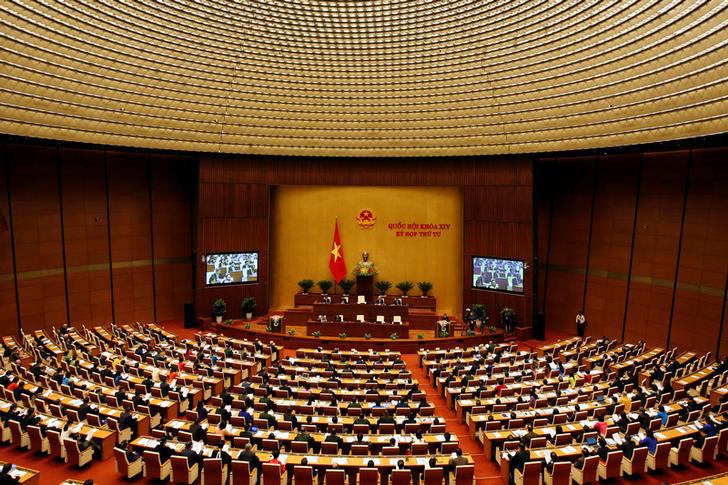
(576, 311, 586, 337)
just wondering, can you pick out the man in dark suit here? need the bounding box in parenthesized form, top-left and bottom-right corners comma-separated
(119, 405, 137, 435)
(159, 376, 170, 397)
(237, 443, 261, 475)
(449, 447, 469, 473)
(114, 389, 127, 407)
(509, 442, 530, 482)
(189, 418, 207, 442)
(596, 438, 609, 462)
(324, 429, 344, 451)
(178, 441, 203, 467)
(154, 437, 173, 463)
(211, 441, 232, 468)
(620, 434, 636, 459)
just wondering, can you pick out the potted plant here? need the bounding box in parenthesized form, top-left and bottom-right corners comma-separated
(396, 281, 414, 297)
(500, 307, 517, 334)
(489, 325, 496, 334)
(390, 333, 399, 340)
(417, 281, 433, 297)
(471, 304, 488, 329)
(338, 332, 347, 339)
(241, 297, 257, 320)
(439, 329, 450, 338)
(318, 280, 333, 295)
(244, 322, 251, 329)
(417, 333, 425, 340)
(338, 279, 355, 295)
(375, 280, 392, 296)
(287, 328, 296, 336)
(224, 319, 233, 326)
(363, 333, 372, 340)
(312, 331, 321, 337)
(212, 299, 227, 324)
(298, 279, 315, 294)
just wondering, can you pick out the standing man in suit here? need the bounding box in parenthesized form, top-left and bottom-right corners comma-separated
(576, 311, 586, 337)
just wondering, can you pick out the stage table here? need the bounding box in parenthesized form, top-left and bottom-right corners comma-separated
(306, 320, 409, 339)
(312, 302, 408, 323)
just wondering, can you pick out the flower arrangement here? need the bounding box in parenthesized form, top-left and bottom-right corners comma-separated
(244, 323, 252, 329)
(338, 332, 347, 339)
(489, 325, 496, 334)
(390, 333, 399, 340)
(224, 319, 233, 326)
(312, 331, 321, 337)
(439, 330, 450, 338)
(287, 328, 296, 336)
(363, 333, 372, 340)
(417, 333, 425, 340)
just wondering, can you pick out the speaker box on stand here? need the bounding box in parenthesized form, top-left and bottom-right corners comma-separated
(533, 312, 545, 340)
(184, 302, 195, 328)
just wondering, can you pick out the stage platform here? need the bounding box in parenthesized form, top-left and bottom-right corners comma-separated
(210, 319, 507, 352)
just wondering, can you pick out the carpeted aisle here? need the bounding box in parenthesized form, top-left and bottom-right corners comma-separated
(401, 353, 503, 484)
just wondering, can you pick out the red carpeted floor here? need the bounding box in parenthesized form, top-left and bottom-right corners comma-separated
(2, 320, 728, 484)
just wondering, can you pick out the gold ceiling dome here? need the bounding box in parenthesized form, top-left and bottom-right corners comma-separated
(1, 0, 727, 156)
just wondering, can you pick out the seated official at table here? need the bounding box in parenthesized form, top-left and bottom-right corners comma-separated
(341, 295, 349, 304)
(178, 440, 203, 467)
(0, 464, 19, 485)
(317, 314, 327, 322)
(393, 297, 403, 306)
(335, 315, 345, 323)
(508, 443, 530, 481)
(376, 295, 386, 305)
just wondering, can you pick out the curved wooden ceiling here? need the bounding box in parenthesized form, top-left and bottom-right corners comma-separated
(1, 0, 727, 156)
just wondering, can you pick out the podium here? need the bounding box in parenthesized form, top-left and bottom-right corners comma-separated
(356, 275, 374, 303)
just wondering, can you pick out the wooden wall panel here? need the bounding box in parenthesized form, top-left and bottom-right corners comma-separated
(107, 153, 154, 323)
(59, 149, 112, 324)
(0, 160, 18, 336)
(8, 146, 67, 331)
(670, 149, 728, 354)
(624, 152, 689, 347)
(151, 156, 194, 321)
(539, 147, 728, 354)
(583, 154, 640, 339)
(542, 158, 595, 333)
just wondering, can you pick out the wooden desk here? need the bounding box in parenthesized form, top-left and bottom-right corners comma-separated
(674, 365, 717, 390)
(312, 303, 408, 323)
(711, 386, 728, 406)
(536, 337, 581, 356)
(306, 321, 409, 339)
(0, 461, 40, 485)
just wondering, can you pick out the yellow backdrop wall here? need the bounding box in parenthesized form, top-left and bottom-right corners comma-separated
(270, 186, 463, 315)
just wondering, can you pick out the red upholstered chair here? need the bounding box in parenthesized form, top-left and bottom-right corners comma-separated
(350, 444, 369, 455)
(171, 455, 200, 484)
(321, 442, 340, 454)
(571, 455, 598, 484)
(294, 466, 314, 485)
(382, 446, 400, 456)
(543, 461, 571, 485)
(452, 465, 474, 485)
(411, 443, 429, 455)
(669, 438, 693, 467)
(143, 450, 172, 481)
(359, 467, 380, 484)
(8, 420, 29, 450)
(291, 441, 308, 453)
(47, 429, 66, 462)
(203, 457, 228, 485)
(514, 461, 542, 485)
(63, 438, 94, 468)
(262, 462, 287, 485)
(114, 446, 145, 479)
(27, 425, 49, 454)
(621, 446, 647, 477)
(424, 467, 444, 485)
(391, 469, 412, 485)
(691, 435, 718, 464)
(647, 442, 671, 471)
(324, 468, 346, 485)
(231, 460, 257, 485)
(597, 450, 623, 480)
(441, 442, 458, 454)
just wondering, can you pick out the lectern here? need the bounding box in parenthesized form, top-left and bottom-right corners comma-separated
(356, 275, 374, 303)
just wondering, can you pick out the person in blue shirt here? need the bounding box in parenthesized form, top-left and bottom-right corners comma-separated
(639, 429, 658, 454)
(211, 354, 218, 367)
(657, 405, 669, 426)
(702, 421, 717, 437)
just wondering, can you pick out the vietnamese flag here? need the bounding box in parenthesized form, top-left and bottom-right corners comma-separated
(328, 219, 347, 283)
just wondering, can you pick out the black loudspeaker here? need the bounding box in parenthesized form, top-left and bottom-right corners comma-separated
(184, 302, 195, 328)
(533, 312, 546, 340)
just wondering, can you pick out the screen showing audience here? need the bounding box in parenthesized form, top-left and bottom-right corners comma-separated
(472, 256, 524, 293)
(205, 252, 259, 286)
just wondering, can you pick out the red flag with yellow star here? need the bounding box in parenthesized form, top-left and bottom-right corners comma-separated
(328, 219, 347, 283)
